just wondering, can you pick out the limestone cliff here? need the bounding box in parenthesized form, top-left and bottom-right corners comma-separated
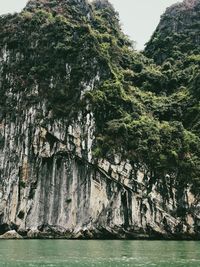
(0, 0, 200, 239)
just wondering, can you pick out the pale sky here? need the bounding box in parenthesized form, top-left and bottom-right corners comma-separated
(0, 0, 181, 50)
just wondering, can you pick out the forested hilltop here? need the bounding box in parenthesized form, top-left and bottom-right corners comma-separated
(0, 0, 200, 239)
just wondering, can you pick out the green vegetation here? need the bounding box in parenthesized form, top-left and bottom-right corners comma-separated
(0, 0, 200, 193)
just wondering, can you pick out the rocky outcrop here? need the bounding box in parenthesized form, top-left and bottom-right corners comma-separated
(0, 230, 23, 239)
(0, 0, 200, 239)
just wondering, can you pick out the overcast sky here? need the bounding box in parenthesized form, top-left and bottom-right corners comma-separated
(0, 0, 180, 50)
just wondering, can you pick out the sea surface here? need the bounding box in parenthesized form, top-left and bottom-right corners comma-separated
(0, 240, 199, 267)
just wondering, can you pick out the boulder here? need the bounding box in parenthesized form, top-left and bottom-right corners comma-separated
(0, 230, 23, 239)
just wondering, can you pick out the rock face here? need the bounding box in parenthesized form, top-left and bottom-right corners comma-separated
(0, 0, 200, 239)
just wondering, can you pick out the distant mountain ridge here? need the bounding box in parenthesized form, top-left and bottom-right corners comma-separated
(145, 0, 200, 63)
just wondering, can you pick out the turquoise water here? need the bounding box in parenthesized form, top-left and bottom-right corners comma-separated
(0, 240, 200, 266)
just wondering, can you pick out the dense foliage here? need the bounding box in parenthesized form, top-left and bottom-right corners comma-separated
(0, 0, 200, 193)
(87, 0, 200, 193)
